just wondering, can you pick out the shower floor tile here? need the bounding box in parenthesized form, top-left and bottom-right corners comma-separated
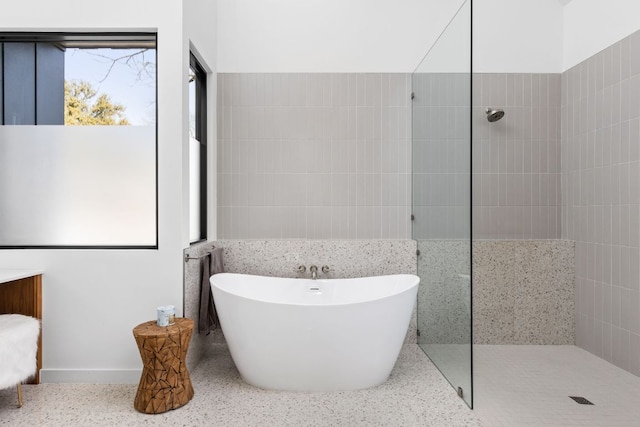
(474, 345, 640, 427)
(0, 344, 481, 427)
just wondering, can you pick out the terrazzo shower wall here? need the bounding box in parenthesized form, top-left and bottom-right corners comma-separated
(562, 30, 640, 376)
(417, 240, 574, 345)
(184, 239, 418, 367)
(417, 240, 470, 345)
(472, 240, 575, 344)
(217, 73, 411, 239)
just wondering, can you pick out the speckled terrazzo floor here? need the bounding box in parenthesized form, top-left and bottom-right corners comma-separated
(0, 344, 482, 427)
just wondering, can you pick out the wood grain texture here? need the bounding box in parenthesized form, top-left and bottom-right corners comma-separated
(132, 318, 194, 414)
(0, 275, 42, 384)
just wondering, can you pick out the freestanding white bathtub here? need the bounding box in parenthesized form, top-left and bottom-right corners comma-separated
(210, 273, 419, 392)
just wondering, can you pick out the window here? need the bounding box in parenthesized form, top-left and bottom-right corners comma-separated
(0, 33, 157, 248)
(189, 53, 207, 243)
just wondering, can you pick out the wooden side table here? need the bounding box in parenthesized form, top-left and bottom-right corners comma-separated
(132, 317, 194, 414)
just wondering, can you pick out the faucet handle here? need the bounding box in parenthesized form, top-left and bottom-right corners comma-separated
(321, 265, 330, 274)
(295, 265, 306, 273)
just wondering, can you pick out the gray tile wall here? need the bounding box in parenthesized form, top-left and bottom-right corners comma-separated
(217, 73, 412, 239)
(412, 73, 471, 239)
(562, 31, 640, 376)
(473, 73, 562, 239)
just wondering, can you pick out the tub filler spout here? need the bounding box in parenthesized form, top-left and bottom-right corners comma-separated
(309, 265, 318, 280)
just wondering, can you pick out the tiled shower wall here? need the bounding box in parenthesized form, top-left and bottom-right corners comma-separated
(562, 30, 640, 376)
(473, 73, 562, 239)
(412, 73, 470, 239)
(415, 72, 562, 240)
(217, 73, 411, 239)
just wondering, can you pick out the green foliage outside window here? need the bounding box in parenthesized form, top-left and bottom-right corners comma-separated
(64, 80, 129, 126)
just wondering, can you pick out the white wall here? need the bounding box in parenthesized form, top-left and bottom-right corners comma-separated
(218, 0, 569, 74)
(473, 0, 564, 73)
(0, 0, 214, 383)
(415, 1, 470, 73)
(217, 0, 465, 73)
(474, 0, 640, 72)
(563, 0, 640, 70)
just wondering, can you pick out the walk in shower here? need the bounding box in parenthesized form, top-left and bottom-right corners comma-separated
(412, 0, 473, 408)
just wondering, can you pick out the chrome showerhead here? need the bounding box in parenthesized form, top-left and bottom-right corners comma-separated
(485, 108, 505, 122)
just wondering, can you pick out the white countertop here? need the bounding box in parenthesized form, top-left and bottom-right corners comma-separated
(0, 269, 43, 284)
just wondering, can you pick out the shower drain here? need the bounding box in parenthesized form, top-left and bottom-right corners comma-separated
(569, 396, 594, 405)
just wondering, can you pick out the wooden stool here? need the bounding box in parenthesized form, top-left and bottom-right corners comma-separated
(132, 318, 194, 414)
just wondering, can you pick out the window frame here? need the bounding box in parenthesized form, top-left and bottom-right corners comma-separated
(189, 52, 207, 244)
(0, 32, 158, 249)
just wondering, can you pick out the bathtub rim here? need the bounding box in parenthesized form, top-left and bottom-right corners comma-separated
(210, 272, 419, 308)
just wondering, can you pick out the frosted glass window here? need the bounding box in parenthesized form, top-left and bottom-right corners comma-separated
(189, 136, 201, 242)
(0, 33, 157, 247)
(0, 126, 156, 246)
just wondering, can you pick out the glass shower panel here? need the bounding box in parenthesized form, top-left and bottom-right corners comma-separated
(412, 0, 472, 407)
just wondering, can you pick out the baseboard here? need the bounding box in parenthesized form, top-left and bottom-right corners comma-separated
(40, 369, 141, 384)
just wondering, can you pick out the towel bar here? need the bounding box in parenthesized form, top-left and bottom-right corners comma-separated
(184, 249, 215, 263)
